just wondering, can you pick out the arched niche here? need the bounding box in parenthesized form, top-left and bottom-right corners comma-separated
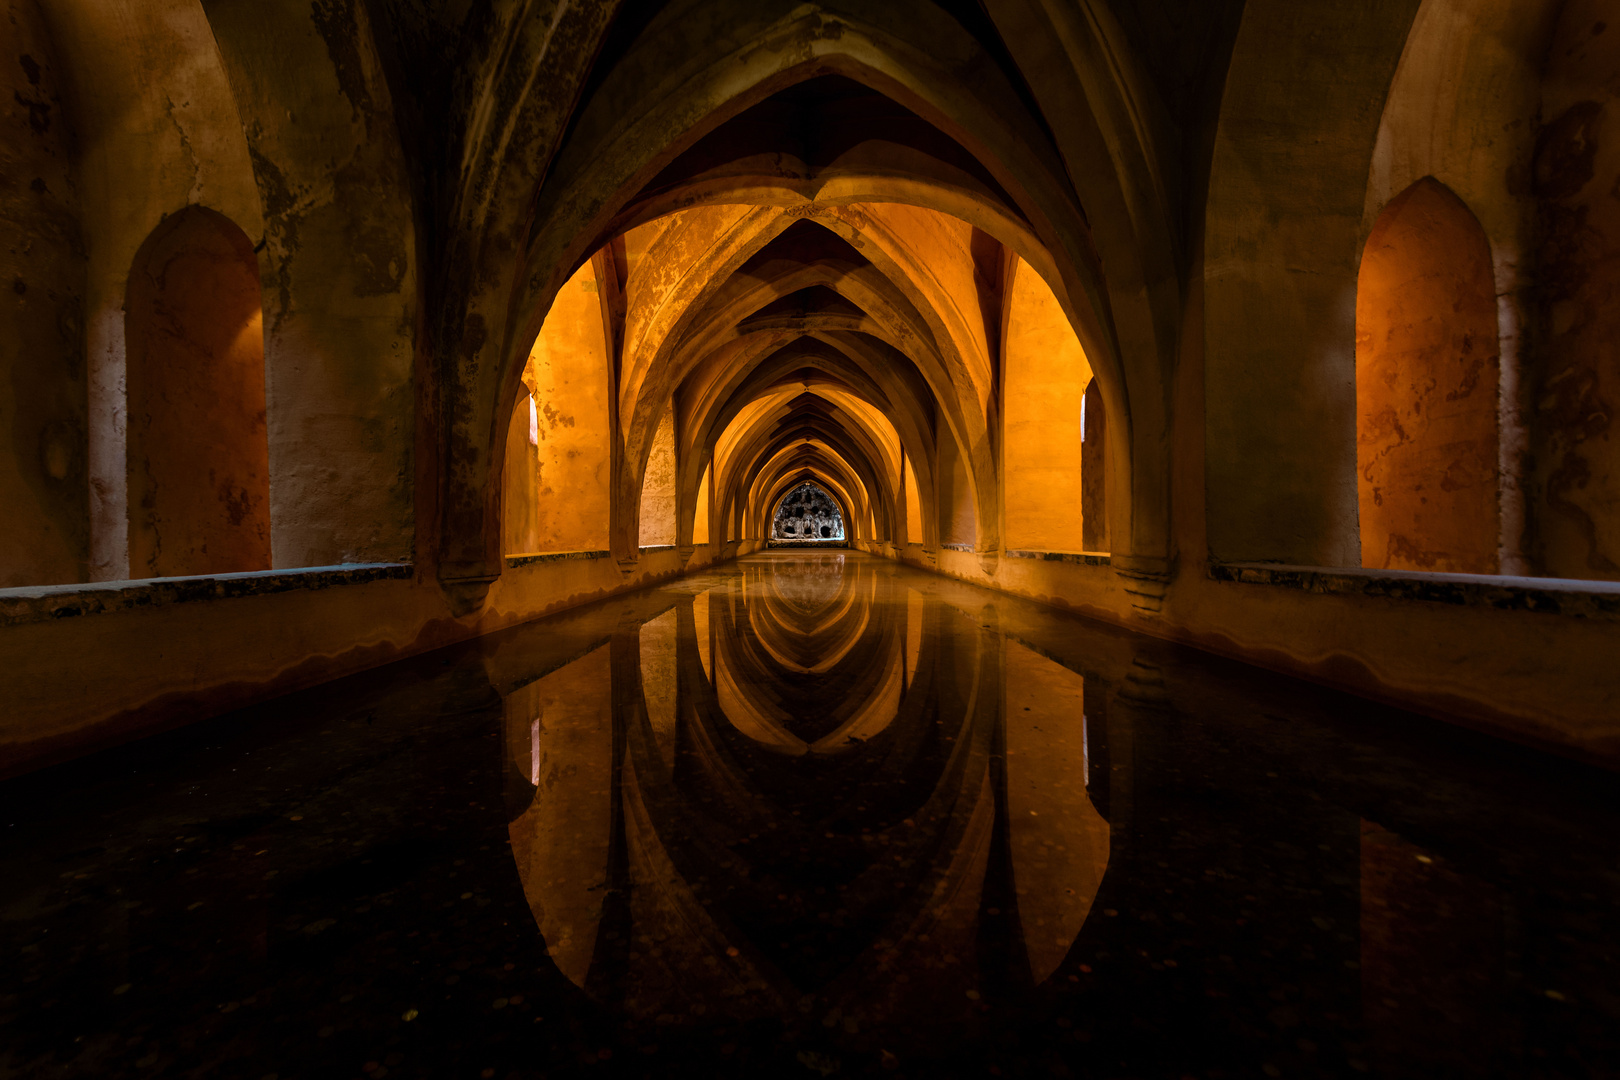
(903, 454, 924, 545)
(693, 463, 712, 546)
(639, 401, 677, 547)
(502, 384, 542, 555)
(1002, 257, 1091, 553)
(124, 206, 269, 578)
(1205, 0, 1420, 568)
(1357, 177, 1500, 574)
(501, 259, 613, 556)
(772, 481, 846, 541)
(1082, 378, 1109, 554)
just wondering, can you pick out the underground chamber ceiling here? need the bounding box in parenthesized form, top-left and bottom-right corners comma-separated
(494, 74, 1112, 568)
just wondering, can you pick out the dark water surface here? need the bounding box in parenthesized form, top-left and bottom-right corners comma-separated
(2, 552, 1617, 1079)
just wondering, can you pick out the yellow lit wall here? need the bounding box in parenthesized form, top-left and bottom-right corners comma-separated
(904, 455, 923, 545)
(125, 207, 271, 577)
(693, 463, 711, 545)
(937, 431, 975, 546)
(511, 260, 613, 554)
(1356, 178, 1499, 574)
(1002, 258, 1090, 553)
(503, 389, 541, 553)
(640, 401, 677, 546)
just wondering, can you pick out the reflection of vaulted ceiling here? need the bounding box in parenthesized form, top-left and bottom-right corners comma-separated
(583, 74, 1040, 550)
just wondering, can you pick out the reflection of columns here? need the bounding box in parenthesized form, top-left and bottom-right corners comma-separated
(1093, 669, 1147, 842)
(1083, 674, 1111, 821)
(995, 632, 1111, 989)
(979, 625, 1026, 997)
(587, 617, 646, 1002)
(504, 644, 615, 991)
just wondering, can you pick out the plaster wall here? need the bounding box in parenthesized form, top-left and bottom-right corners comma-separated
(902, 540, 1619, 765)
(639, 402, 677, 547)
(903, 456, 923, 545)
(0, 543, 715, 780)
(0, 0, 86, 588)
(1206, 0, 1421, 566)
(1366, 0, 1562, 573)
(36, 0, 262, 583)
(936, 428, 976, 547)
(522, 261, 613, 554)
(1356, 178, 1500, 574)
(205, 0, 417, 569)
(502, 392, 541, 554)
(125, 206, 270, 577)
(693, 465, 710, 545)
(1002, 259, 1090, 553)
(1532, 0, 1620, 579)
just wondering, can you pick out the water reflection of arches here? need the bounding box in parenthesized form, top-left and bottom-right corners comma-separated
(501, 554, 1113, 1049)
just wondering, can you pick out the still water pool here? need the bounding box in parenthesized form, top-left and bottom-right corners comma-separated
(2, 553, 1616, 1078)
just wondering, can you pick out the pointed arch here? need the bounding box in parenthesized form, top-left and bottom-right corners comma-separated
(124, 206, 270, 578)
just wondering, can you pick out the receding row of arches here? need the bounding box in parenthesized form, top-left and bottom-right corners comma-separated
(490, 186, 1116, 567)
(5, 0, 1620, 598)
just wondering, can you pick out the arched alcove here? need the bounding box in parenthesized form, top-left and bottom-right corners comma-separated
(1003, 257, 1091, 552)
(938, 432, 976, 547)
(501, 258, 614, 556)
(903, 455, 924, 546)
(772, 481, 846, 541)
(1081, 378, 1109, 554)
(639, 401, 677, 547)
(502, 385, 542, 554)
(1356, 177, 1500, 574)
(125, 206, 269, 578)
(693, 463, 712, 546)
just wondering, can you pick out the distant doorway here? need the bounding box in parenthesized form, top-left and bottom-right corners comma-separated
(770, 481, 846, 545)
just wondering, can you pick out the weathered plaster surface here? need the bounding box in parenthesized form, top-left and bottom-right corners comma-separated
(125, 207, 270, 576)
(1531, 0, 1620, 580)
(1206, 0, 1420, 567)
(0, 543, 724, 779)
(638, 402, 677, 547)
(40, 0, 263, 582)
(1002, 258, 1090, 553)
(1357, 178, 1500, 574)
(522, 260, 612, 553)
(207, 0, 417, 568)
(0, 0, 86, 587)
(1366, 0, 1562, 574)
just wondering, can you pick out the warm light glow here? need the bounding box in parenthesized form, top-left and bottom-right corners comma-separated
(1356, 178, 1499, 574)
(1003, 257, 1091, 553)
